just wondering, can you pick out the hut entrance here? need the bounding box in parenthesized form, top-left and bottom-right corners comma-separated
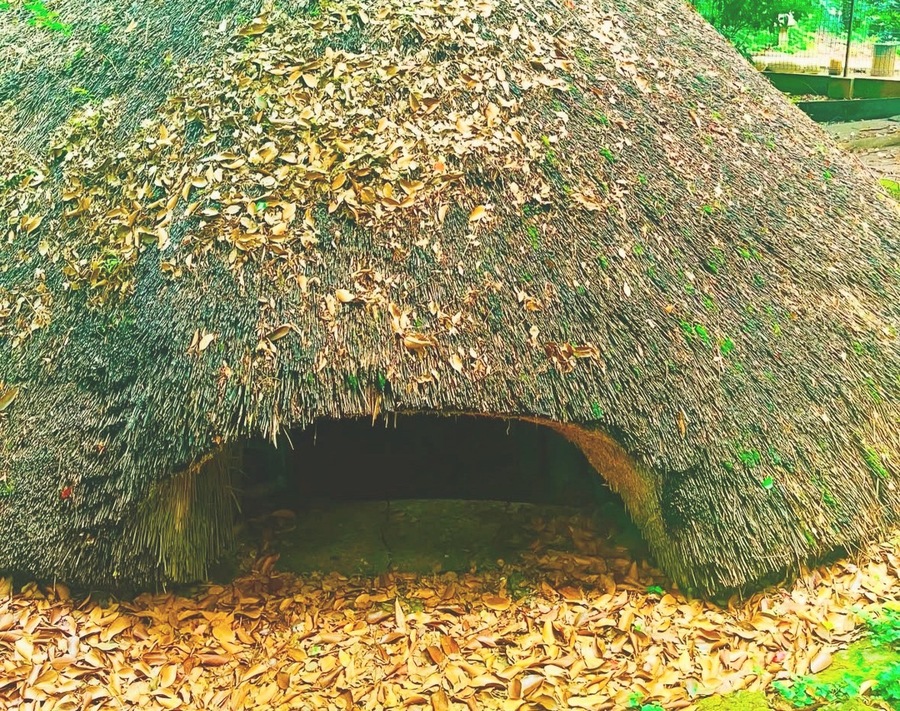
(244, 416, 613, 506)
(236, 416, 641, 577)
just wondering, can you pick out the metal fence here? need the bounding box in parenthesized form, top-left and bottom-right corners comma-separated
(690, 0, 900, 78)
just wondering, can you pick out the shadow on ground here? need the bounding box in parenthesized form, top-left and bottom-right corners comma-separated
(223, 499, 649, 581)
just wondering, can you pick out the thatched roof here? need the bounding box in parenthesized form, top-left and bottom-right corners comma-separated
(0, 0, 897, 597)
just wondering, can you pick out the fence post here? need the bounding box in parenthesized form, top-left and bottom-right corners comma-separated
(843, 0, 856, 78)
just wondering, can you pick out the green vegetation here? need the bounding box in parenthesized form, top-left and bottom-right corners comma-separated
(692, 0, 900, 59)
(868, 608, 900, 647)
(738, 449, 761, 467)
(864, 377, 883, 403)
(574, 47, 593, 66)
(863, 446, 890, 479)
(681, 321, 712, 346)
(0, 0, 72, 34)
(863, 610, 900, 704)
(305, 0, 323, 17)
(874, 663, 900, 704)
(694, 323, 711, 345)
(505, 571, 535, 599)
(695, 608, 900, 709)
(705, 247, 726, 274)
(627, 694, 664, 711)
(706, 607, 900, 710)
(101, 255, 122, 275)
(773, 675, 858, 707)
(695, 691, 770, 710)
(773, 612, 900, 708)
(880, 178, 900, 202)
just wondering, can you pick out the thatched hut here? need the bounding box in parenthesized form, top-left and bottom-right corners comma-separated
(0, 0, 897, 597)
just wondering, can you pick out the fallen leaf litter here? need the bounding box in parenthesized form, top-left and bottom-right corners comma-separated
(2, 510, 899, 710)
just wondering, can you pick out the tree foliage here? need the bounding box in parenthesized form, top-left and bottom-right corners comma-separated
(693, 0, 819, 34)
(869, 0, 900, 40)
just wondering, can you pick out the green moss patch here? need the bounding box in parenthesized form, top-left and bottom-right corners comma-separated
(695, 690, 770, 710)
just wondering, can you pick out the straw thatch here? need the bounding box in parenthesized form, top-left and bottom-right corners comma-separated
(0, 0, 897, 597)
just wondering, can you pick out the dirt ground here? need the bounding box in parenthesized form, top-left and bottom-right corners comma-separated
(824, 116, 900, 186)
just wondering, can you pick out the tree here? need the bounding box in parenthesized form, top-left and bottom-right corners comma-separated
(868, 0, 900, 41)
(694, 0, 819, 34)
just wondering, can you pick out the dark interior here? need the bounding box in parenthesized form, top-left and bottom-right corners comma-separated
(240, 415, 618, 509)
(225, 416, 649, 579)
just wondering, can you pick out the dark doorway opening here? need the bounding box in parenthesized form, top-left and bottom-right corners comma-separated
(234, 416, 644, 578)
(242, 416, 614, 507)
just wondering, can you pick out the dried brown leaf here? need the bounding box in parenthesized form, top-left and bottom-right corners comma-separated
(0, 386, 19, 412)
(809, 649, 833, 674)
(431, 689, 450, 711)
(267, 325, 294, 342)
